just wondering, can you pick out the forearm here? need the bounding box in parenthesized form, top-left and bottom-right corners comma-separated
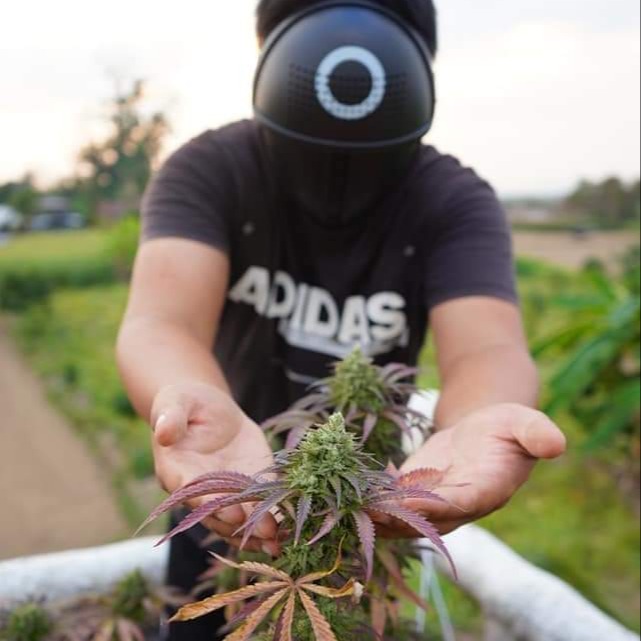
(434, 344, 539, 430)
(117, 316, 229, 421)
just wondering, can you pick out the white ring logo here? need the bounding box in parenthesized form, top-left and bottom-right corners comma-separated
(315, 46, 387, 121)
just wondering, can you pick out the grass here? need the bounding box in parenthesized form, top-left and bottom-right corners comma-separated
(0, 230, 115, 311)
(0, 230, 108, 267)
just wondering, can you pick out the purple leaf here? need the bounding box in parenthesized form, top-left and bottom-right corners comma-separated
(367, 503, 456, 578)
(382, 410, 412, 435)
(155, 493, 262, 547)
(295, 496, 312, 545)
(308, 510, 341, 546)
(329, 477, 343, 509)
(136, 473, 253, 535)
(366, 488, 447, 505)
(354, 510, 376, 580)
(286, 426, 308, 450)
(344, 473, 363, 501)
(361, 413, 379, 444)
(235, 489, 293, 549)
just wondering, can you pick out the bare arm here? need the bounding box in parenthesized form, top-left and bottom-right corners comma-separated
(430, 297, 540, 428)
(117, 238, 230, 418)
(117, 238, 278, 552)
(378, 296, 565, 538)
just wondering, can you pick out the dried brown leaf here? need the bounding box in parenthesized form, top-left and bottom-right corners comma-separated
(170, 582, 286, 622)
(223, 589, 289, 641)
(298, 589, 338, 641)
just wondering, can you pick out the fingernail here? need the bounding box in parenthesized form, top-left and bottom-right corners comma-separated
(262, 543, 277, 557)
(154, 414, 167, 431)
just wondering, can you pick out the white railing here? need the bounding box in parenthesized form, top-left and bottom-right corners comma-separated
(0, 531, 638, 641)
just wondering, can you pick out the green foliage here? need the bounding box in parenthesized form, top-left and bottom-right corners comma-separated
(565, 177, 640, 227)
(105, 216, 140, 278)
(0, 231, 115, 311)
(329, 348, 385, 413)
(72, 80, 169, 219)
(285, 413, 369, 499)
(0, 604, 52, 641)
(111, 571, 150, 623)
(535, 251, 640, 452)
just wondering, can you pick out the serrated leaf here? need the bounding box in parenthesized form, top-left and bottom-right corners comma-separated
(154, 494, 261, 547)
(398, 468, 446, 490)
(170, 582, 286, 622)
(210, 553, 293, 583)
(275, 591, 296, 641)
(307, 510, 340, 546)
(136, 476, 252, 534)
(353, 510, 376, 580)
(368, 503, 456, 578)
(223, 589, 289, 641)
(361, 412, 379, 443)
(376, 545, 429, 611)
(235, 489, 292, 549)
(295, 495, 312, 545)
(298, 590, 339, 641)
(299, 543, 344, 585)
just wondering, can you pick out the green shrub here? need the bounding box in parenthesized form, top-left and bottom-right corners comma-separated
(105, 216, 140, 279)
(0, 604, 52, 641)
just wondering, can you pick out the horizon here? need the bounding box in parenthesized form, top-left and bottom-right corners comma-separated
(0, 0, 639, 197)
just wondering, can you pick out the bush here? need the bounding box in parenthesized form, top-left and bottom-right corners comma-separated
(105, 216, 140, 279)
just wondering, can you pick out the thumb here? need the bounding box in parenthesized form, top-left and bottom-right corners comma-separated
(153, 401, 189, 447)
(511, 409, 567, 460)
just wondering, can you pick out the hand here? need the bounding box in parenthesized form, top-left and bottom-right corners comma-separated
(150, 383, 279, 555)
(376, 403, 567, 537)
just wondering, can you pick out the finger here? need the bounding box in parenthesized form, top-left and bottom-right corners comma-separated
(241, 506, 279, 540)
(511, 410, 567, 460)
(223, 538, 281, 557)
(154, 407, 189, 447)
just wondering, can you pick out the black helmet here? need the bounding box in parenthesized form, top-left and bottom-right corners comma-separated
(253, 0, 436, 226)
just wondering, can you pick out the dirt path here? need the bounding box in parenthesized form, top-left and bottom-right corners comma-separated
(0, 323, 127, 560)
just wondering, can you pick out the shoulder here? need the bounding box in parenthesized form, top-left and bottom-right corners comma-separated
(163, 120, 259, 173)
(409, 146, 500, 212)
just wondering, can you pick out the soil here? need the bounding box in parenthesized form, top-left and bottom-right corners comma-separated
(0, 320, 127, 561)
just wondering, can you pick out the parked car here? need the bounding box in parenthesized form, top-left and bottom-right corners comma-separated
(29, 212, 85, 232)
(0, 205, 23, 232)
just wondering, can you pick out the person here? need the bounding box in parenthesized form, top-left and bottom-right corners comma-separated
(116, 1, 567, 639)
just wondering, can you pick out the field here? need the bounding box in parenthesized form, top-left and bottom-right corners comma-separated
(0, 227, 638, 635)
(513, 230, 639, 270)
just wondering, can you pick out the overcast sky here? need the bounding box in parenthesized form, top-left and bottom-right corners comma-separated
(1, 0, 639, 195)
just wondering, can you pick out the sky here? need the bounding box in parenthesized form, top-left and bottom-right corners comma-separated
(0, 0, 639, 196)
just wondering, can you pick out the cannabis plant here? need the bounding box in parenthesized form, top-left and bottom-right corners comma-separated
(0, 604, 52, 641)
(262, 349, 429, 463)
(142, 413, 454, 640)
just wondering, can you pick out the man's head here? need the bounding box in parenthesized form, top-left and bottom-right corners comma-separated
(256, 0, 438, 57)
(253, 0, 438, 227)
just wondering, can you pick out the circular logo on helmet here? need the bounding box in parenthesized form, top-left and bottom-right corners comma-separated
(315, 46, 387, 121)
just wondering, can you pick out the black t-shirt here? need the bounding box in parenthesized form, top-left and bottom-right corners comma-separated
(142, 120, 517, 422)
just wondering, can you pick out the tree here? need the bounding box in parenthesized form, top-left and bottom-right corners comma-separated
(0, 174, 39, 218)
(565, 177, 641, 227)
(71, 80, 170, 219)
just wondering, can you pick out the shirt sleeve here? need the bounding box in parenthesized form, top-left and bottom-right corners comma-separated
(141, 132, 234, 253)
(424, 162, 518, 310)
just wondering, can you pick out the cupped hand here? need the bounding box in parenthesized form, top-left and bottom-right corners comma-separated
(375, 403, 567, 538)
(150, 382, 279, 555)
